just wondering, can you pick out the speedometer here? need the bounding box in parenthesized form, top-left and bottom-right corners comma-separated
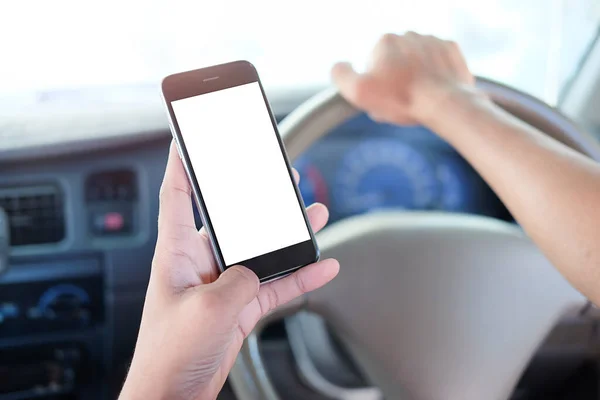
(436, 156, 469, 211)
(333, 139, 439, 216)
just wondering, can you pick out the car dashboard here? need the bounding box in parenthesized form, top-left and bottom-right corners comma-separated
(296, 113, 509, 223)
(0, 94, 590, 400)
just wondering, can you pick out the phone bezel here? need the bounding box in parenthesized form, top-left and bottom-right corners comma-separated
(161, 60, 320, 283)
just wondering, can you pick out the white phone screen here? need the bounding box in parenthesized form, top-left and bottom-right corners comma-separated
(171, 82, 310, 266)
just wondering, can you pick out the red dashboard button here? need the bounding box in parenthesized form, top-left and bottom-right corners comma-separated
(104, 212, 124, 231)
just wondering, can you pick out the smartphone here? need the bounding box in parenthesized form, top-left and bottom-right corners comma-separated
(161, 61, 319, 283)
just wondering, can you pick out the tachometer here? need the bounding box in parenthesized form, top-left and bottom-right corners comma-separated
(333, 139, 438, 216)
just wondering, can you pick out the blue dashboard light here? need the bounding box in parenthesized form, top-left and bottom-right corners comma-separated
(333, 138, 439, 216)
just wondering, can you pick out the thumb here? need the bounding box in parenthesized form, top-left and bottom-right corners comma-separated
(210, 265, 260, 313)
(157, 141, 196, 239)
(331, 62, 377, 109)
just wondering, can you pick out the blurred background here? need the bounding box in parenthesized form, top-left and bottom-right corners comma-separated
(1, 0, 598, 108)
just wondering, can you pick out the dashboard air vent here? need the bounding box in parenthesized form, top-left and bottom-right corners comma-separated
(86, 169, 136, 202)
(0, 186, 65, 246)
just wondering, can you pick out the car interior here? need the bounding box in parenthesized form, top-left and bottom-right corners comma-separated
(2, 1, 600, 399)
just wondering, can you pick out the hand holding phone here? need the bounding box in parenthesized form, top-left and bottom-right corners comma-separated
(120, 141, 339, 400)
(161, 61, 321, 282)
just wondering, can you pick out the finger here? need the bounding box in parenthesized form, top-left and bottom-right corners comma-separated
(331, 62, 378, 109)
(200, 202, 330, 238)
(417, 34, 450, 69)
(305, 202, 329, 233)
(223, 258, 337, 378)
(258, 259, 339, 317)
(237, 258, 340, 337)
(210, 265, 260, 313)
(445, 40, 475, 84)
(158, 142, 196, 238)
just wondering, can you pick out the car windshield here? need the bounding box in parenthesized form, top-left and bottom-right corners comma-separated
(2, 0, 599, 113)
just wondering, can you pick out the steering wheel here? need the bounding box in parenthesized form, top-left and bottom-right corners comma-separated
(229, 78, 600, 400)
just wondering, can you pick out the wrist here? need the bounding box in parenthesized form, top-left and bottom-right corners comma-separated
(412, 82, 489, 131)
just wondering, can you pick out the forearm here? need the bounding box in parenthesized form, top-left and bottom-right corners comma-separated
(425, 89, 600, 303)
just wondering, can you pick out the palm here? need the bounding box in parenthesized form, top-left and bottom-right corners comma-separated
(162, 229, 219, 289)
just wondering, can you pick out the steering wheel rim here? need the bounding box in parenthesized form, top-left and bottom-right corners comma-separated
(229, 78, 598, 400)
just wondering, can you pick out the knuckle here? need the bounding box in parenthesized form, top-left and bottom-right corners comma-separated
(159, 183, 192, 205)
(379, 33, 397, 46)
(265, 286, 280, 312)
(166, 245, 194, 263)
(293, 272, 308, 295)
(352, 77, 373, 103)
(446, 40, 459, 51)
(230, 266, 259, 289)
